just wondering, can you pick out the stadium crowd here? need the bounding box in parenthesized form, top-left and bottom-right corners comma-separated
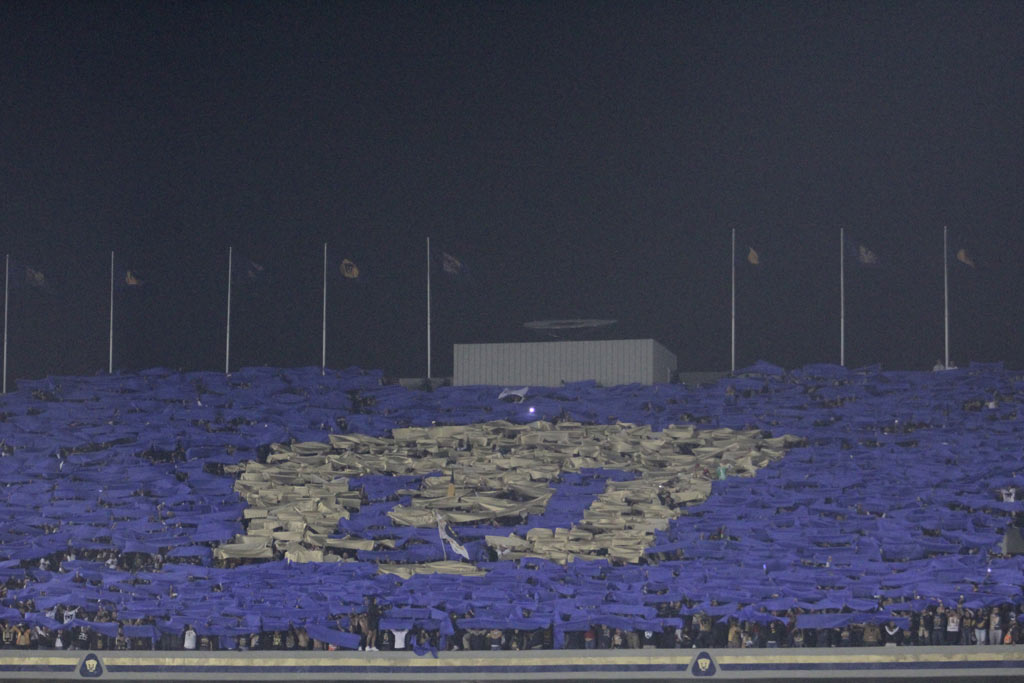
(1, 548, 1022, 652)
(2, 365, 1023, 656)
(1, 602, 1022, 652)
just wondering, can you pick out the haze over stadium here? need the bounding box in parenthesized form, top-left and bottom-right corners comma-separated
(2, 3, 1024, 679)
(2, 1, 1022, 381)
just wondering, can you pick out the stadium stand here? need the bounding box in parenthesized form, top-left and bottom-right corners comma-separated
(1, 361, 1023, 678)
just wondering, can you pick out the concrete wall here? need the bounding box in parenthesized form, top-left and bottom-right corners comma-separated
(453, 339, 677, 387)
(6, 646, 1022, 681)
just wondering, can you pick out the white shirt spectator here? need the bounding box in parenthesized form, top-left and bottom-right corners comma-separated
(183, 627, 197, 650)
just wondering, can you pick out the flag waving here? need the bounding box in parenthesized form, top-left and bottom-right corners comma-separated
(434, 511, 470, 560)
(7, 258, 50, 291)
(339, 258, 360, 280)
(441, 251, 465, 276)
(856, 244, 879, 266)
(236, 254, 264, 284)
(115, 267, 146, 290)
(845, 239, 881, 268)
(431, 244, 469, 279)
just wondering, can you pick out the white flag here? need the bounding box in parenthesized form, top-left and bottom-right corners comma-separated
(434, 511, 470, 560)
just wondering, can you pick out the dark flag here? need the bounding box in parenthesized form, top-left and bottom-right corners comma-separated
(856, 244, 879, 266)
(237, 254, 265, 284)
(7, 258, 50, 291)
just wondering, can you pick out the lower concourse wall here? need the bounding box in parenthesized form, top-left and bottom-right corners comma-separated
(2, 646, 1023, 681)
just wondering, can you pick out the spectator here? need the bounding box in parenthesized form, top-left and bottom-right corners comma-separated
(728, 620, 741, 648)
(883, 622, 902, 646)
(791, 629, 805, 647)
(485, 628, 504, 650)
(973, 610, 987, 645)
(946, 609, 961, 645)
(1, 622, 14, 649)
(611, 628, 624, 648)
(14, 624, 31, 650)
(766, 620, 785, 648)
(931, 606, 946, 645)
(741, 627, 754, 649)
(961, 610, 974, 645)
(695, 614, 712, 648)
(990, 609, 1003, 646)
(862, 623, 881, 647)
(364, 597, 380, 652)
(626, 629, 640, 649)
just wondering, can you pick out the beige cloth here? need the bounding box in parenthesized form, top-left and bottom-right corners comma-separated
(217, 421, 799, 568)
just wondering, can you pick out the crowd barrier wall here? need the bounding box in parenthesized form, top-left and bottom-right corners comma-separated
(1, 646, 1023, 681)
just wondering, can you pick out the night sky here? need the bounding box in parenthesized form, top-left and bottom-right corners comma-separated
(2, 1, 1022, 381)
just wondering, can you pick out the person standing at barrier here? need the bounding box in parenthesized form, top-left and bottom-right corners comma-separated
(696, 613, 712, 648)
(728, 620, 741, 648)
(960, 609, 974, 645)
(364, 596, 380, 651)
(946, 608, 961, 645)
(990, 608, 1002, 646)
(931, 606, 946, 645)
(14, 624, 31, 650)
(973, 610, 987, 645)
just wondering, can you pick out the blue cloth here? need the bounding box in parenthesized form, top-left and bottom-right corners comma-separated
(0, 364, 1023, 638)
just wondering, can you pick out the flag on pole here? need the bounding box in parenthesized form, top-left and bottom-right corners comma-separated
(115, 268, 146, 290)
(441, 251, 465, 276)
(431, 245, 469, 279)
(844, 240, 881, 268)
(332, 256, 372, 285)
(7, 259, 49, 291)
(238, 254, 265, 284)
(434, 511, 470, 560)
(24, 265, 46, 289)
(856, 244, 879, 266)
(339, 258, 360, 280)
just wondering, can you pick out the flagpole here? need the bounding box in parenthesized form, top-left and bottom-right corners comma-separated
(225, 246, 233, 375)
(730, 229, 736, 373)
(321, 242, 327, 375)
(426, 236, 432, 380)
(2, 254, 8, 394)
(840, 228, 845, 367)
(108, 251, 115, 374)
(943, 226, 949, 369)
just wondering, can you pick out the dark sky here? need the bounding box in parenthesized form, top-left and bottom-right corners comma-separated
(2, 0, 1022, 380)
